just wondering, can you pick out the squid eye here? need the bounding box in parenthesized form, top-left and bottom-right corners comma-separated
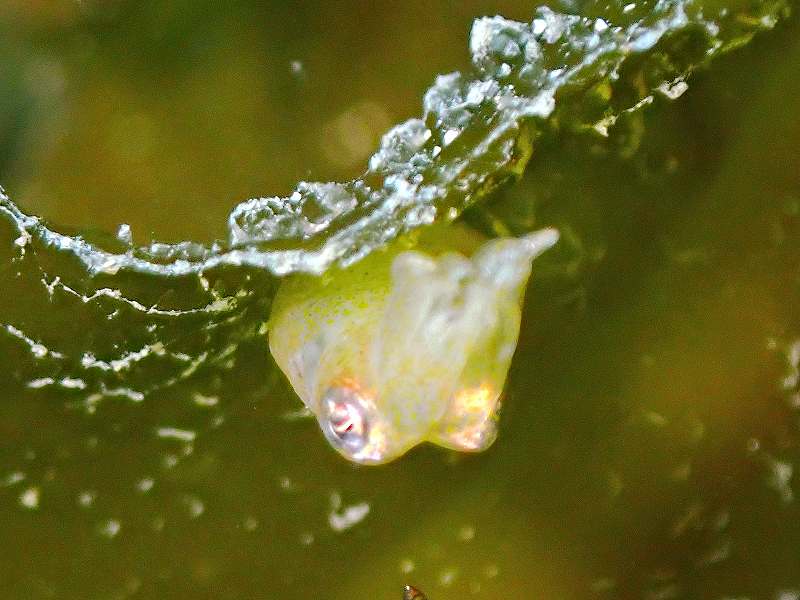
(318, 385, 398, 464)
(320, 386, 372, 454)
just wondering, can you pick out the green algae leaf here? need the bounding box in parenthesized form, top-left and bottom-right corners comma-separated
(0, 0, 790, 279)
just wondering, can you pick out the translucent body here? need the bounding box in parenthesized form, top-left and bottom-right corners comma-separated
(269, 226, 559, 464)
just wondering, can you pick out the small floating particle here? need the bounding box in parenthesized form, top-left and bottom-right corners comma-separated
(192, 393, 219, 408)
(399, 559, 415, 574)
(156, 427, 196, 443)
(97, 519, 121, 538)
(298, 531, 314, 546)
(328, 492, 370, 532)
(765, 458, 794, 504)
(328, 502, 370, 531)
(60, 377, 87, 390)
(136, 478, 155, 494)
(242, 516, 259, 532)
(458, 525, 475, 541)
(27, 377, 55, 389)
(77, 490, 97, 508)
(182, 495, 205, 519)
(438, 568, 458, 587)
(643, 410, 668, 427)
(0, 471, 25, 487)
(19, 487, 40, 509)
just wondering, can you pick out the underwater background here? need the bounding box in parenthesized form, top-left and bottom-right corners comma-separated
(1, 0, 799, 598)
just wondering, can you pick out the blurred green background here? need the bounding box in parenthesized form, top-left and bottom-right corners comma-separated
(0, 0, 531, 243)
(1, 1, 799, 599)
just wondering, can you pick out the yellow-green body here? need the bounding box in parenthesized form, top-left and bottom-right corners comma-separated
(269, 225, 558, 464)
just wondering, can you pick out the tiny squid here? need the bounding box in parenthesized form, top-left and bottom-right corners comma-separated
(269, 225, 559, 464)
